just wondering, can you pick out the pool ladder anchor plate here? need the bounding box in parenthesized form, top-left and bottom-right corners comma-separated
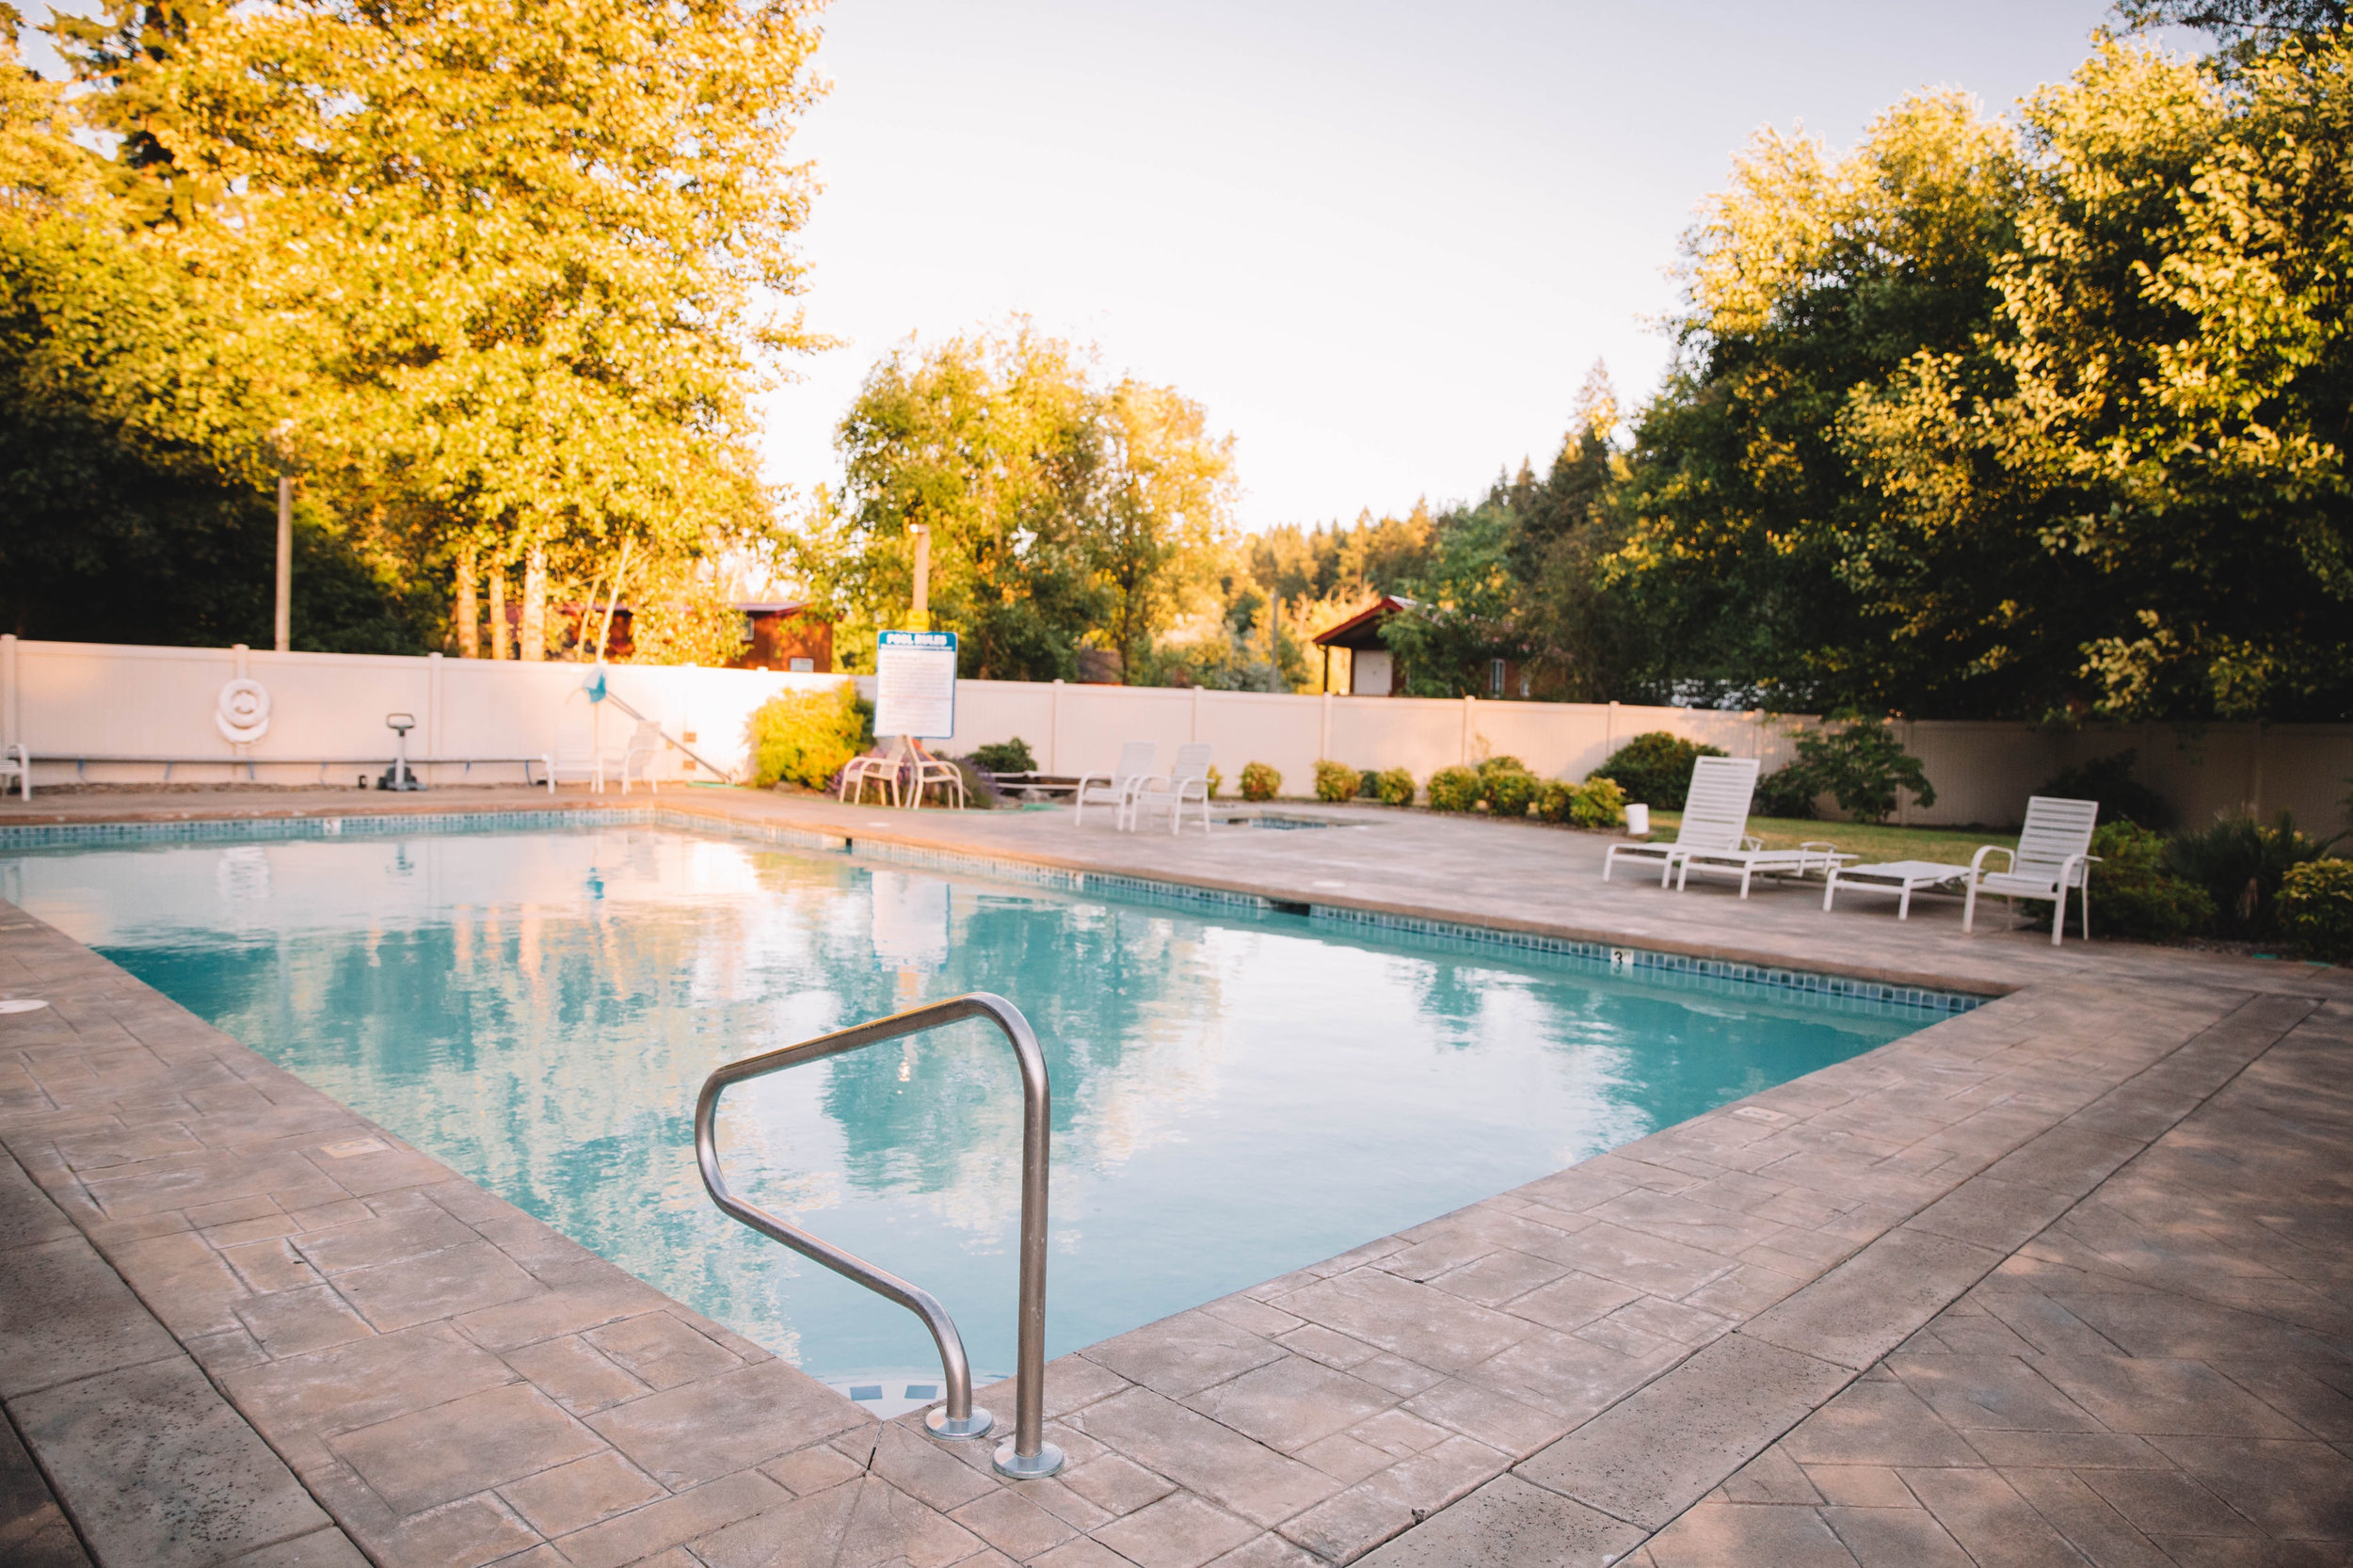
(695, 991, 1064, 1480)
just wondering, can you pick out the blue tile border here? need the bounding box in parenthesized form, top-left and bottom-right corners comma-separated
(1, 806, 1988, 1016)
(1305, 904, 1982, 1016)
(0, 808, 645, 848)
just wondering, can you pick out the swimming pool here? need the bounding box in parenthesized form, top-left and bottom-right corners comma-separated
(1, 821, 1951, 1407)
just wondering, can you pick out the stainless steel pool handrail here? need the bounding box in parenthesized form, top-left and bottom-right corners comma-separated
(693, 991, 1064, 1480)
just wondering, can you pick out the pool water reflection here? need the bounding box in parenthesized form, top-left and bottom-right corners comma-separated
(1, 825, 1936, 1386)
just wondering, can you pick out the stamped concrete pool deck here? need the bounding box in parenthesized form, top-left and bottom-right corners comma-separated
(1, 785, 2347, 1567)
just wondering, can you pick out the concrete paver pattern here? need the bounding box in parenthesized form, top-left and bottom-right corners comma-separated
(2, 789, 2347, 1567)
(1620, 1000, 2353, 1567)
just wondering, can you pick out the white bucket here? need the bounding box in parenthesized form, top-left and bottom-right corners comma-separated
(1624, 803, 1651, 838)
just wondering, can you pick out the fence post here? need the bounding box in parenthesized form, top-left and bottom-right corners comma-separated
(1191, 683, 1202, 744)
(1, 633, 15, 754)
(427, 651, 444, 788)
(1320, 691, 1332, 761)
(1048, 680, 1063, 775)
(1899, 719, 1914, 825)
(1461, 695, 1475, 765)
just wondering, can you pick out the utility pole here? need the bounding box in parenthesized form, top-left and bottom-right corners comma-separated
(909, 523, 931, 631)
(274, 476, 294, 653)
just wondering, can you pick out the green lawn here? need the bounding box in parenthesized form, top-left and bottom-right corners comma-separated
(1642, 810, 2016, 868)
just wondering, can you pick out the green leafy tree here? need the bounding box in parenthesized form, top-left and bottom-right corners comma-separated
(812, 322, 1236, 681)
(1605, 91, 2025, 714)
(21, 0, 821, 655)
(813, 325, 1108, 680)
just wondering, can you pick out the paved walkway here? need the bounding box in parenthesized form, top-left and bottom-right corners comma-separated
(1, 789, 2346, 1567)
(1625, 999, 2353, 1567)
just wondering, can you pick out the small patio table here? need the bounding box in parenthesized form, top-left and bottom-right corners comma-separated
(1822, 859, 1975, 920)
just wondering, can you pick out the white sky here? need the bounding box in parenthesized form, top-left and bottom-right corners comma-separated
(762, 0, 2135, 528)
(27, 0, 2140, 529)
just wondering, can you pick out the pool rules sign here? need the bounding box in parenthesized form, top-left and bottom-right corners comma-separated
(873, 630, 958, 740)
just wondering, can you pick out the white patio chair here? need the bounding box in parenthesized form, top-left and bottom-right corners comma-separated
(904, 741, 968, 811)
(1, 744, 26, 801)
(618, 720, 665, 795)
(1964, 796, 2101, 946)
(1124, 743, 1213, 835)
(839, 739, 904, 808)
(1603, 756, 1759, 887)
(543, 729, 610, 794)
(1075, 742, 1156, 828)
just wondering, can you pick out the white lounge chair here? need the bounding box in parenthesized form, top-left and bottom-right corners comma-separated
(1125, 744, 1213, 834)
(618, 720, 664, 794)
(1075, 742, 1156, 828)
(1603, 756, 1760, 887)
(1678, 836, 1853, 898)
(1964, 795, 2101, 946)
(1, 744, 26, 801)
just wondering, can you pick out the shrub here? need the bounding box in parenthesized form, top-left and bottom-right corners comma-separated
(932, 757, 996, 808)
(2279, 859, 2353, 960)
(1358, 768, 1383, 801)
(1571, 776, 1627, 829)
(1374, 767, 1417, 806)
(2169, 811, 2338, 939)
(2087, 823, 2215, 940)
(1535, 777, 1627, 827)
(1590, 732, 1726, 808)
(1313, 760, 1360, 802)
(1754, 765, 1818, 820)
(1240, 761, 1281, 802)
(749, 683, 871, 790)
(970, 737, 1036, 776)
(1207, 765, 1224, 800)
(1484, 767, 1540, 819)
(1427, 766, 1481, 811)
(1475, 755, 1527, 779)
(1779, 722, 1936, 823)
(2036, 748, 2173, 830)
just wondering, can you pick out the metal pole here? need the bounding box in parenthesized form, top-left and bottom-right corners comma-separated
(274, 476, 294, 653)
(1003, 1007, 1055, 1476)
(910, 524, 931, 631)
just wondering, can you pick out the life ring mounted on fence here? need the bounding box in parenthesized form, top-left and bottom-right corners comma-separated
(216, 678, 272, 744)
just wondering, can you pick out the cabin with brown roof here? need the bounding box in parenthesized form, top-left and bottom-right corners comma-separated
(731, 602, 833, 673)
(1311, 596, 1415, 695)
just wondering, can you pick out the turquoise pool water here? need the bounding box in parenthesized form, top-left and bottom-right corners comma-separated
(1, 824, 1942, 1397)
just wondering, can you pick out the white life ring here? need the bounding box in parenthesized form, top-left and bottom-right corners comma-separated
(216, 678, 272, 744)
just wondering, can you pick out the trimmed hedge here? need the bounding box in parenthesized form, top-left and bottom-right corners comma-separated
(1313, 760, 1360, 802)
(1590, 732, 1725, 808)
(1427, 766, 1481, 811)
(2279, 858, 2353, 960)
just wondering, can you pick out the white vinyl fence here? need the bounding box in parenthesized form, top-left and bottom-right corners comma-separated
(5, 636, 2349, 831)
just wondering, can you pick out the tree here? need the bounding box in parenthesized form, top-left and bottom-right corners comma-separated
(1603, 90, 2025, 715)
(1088, 380, 1236, 680)
(810, 322, 1236, 681)
(2114, 0, 2350, 67)
(25, 0, 822, 657)
(1839, 38, 2353, 719)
